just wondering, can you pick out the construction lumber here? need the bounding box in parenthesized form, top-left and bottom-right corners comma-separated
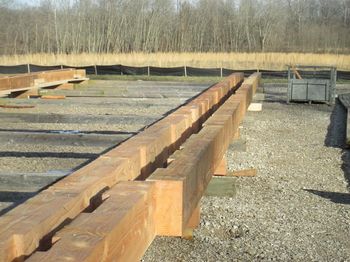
(248, 103, 262, 112)
(230, 168, 257, 177)
(0, 73, 244, 262)
(214, 156, 228, 176)
(0, 69, 88, 97)
(40, 95, 66, 100)
(148, 73, 261, 237)
(27, 182, 156, 262)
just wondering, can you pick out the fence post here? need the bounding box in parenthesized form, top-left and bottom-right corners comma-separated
(60, 65, 63, 70)
(184, 66, 187, 77)
(147, 66, 150, 77)
(94, 65, 98, 75)
(27, 64, 31, 74)
(220, 67, 223, 78)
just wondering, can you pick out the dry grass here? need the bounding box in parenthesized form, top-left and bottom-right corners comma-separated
(0, 52, 349, 70)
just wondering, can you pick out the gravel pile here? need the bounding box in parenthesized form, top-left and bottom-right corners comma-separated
(143, 84, 350, 261)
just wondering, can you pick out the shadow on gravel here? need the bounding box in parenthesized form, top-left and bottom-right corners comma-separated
(0, 191, 37, 216)
(303, 189, 350, 205)
(0, 151, 99, 159)
(325, 98, 350, 191)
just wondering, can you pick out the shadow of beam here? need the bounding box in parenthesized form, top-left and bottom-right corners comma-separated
(324, 98, 350, 190)
(303, 189, 350, 205)
(0, 151, 98, 159)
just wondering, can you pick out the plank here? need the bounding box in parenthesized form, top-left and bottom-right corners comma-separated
(230, 168, 257, 177)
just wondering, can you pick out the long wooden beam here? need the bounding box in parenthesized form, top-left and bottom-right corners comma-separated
(148, 73, 261, 236)
(23, 73, 261, 261)
(0, 69, 88, 97)
(0, 73, 244, 261)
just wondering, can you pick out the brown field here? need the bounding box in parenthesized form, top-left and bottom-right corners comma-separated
(0, 52, 349, 71)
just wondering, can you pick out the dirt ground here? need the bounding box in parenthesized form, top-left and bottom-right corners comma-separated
(143, 84, 350, 261)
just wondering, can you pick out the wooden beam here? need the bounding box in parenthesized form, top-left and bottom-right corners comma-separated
(0, 73, 245, 262)
(40, 95, 66, 100)
(213, 156, 228, 176)
(27, 182, 156, 262)
(147, 74, 261, 238)
(230, 168, 257, 177)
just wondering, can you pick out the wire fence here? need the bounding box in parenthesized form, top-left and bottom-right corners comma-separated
(0, 64, 349, 80)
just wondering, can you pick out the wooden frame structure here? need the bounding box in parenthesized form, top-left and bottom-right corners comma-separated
(0, 69, 88, 98)
(0, 72, 261, 261)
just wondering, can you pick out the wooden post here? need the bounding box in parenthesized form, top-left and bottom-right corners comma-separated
(220, 67, 223, 78)
(147, 66, 150, 77)
(27, 64, 31, 74)
(184, 66, 187, 77)
(60, 65, 63, 70)
(94, 65, 98, 75)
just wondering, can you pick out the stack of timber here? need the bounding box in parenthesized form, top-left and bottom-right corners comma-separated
(0, 72, 261, 261)
(0, 69, 88, 97)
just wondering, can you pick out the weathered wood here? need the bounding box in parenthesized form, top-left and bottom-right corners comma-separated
(0, 69, 88, 97)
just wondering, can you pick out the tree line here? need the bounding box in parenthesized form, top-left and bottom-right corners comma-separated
(0, 0, 349, 55)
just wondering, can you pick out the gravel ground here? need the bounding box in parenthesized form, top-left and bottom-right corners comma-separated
(143, 84, 350, 261)
(0, 97, 188, 115)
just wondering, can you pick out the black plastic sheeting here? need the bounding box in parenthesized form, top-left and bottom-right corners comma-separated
(0, 64, 28, 74)
(62, 65, 96, 75)
(1, 64, 350, 80)
(149, 66, 185, 76)
(121, 65, 148, 75)
(29, 64, 62, 72)
(187, 67, 220, 77)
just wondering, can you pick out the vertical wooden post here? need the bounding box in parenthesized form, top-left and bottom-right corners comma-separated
(220, 67, 223, 78)
(94, 65, 98, 75)
(60, 65, 63, 69)
(184, 66, 187, 77)
(27, 64, 31, 74)
(147, 66, 150, 77)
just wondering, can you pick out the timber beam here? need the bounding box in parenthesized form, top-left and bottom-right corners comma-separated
(0, 69, 88, 98)
(0, 73, 262, 262)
